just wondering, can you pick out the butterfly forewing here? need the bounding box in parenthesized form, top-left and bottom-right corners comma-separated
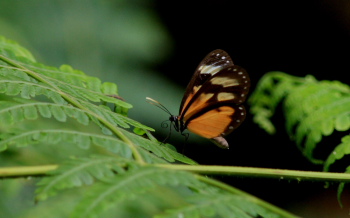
(180, 49, 235, 113)
(180, 65, 249, 121)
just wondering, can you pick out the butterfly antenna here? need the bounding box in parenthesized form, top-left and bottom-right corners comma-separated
(146, 97, 173, 116)
(147, 97, 177, 146)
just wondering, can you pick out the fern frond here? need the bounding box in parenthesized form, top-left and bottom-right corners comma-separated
(250, 72, 350, 167)
(249, 72, 309, 134)
(157, 193, 277, 218)
(118, 128, 197, 165)
(35, 155, 130, 201)
(0, 36, 178, 164)
(70, 166, 201, 218)
(68, 165, 293, 218)
(11, 57, 131, 109)
(0, 67, 142, 129)
(0, 126, 195, 164)
(0, 129, 131, 155)
(0, 36, 36, 61)
(337, 165, 350, 208)
(0, 72, 65, 104)
(0, 98, 153, 136)
(323, 135, 350, 171)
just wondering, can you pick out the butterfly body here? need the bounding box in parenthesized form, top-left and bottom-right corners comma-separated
(172, 49, 250, 149)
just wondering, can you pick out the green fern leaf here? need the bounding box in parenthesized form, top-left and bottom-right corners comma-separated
(0, 125, 194, 164)
(250, 72, 350, 166)
(0, 129, 132, 157)
(249, 71, 300, 134)
(69, 165, 291, 218)
(50, 105, 67, 122)
(119, 128, 197, 165)
(336, 165, 350, 208)
(157, 193, 279, 218)
(35, 155, 129, 201)
(70, 166, 202, 218)
(323, 135, 350, 171)
(0, 36, 35, 61)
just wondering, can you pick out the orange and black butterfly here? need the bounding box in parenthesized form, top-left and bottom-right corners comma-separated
(147, 49, 250, 149)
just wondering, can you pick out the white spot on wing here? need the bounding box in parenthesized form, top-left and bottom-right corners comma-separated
(211, 77, 239, 87)
(199, 64, 223, 75)
(217, 92, 235, 101)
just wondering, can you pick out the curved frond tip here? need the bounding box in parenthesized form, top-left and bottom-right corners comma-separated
(250, 72, 350, 168)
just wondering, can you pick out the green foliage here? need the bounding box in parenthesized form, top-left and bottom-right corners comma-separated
(156, 193, 273, 218)
(35, 155, 129, 201)
(36, 157, 285, 218)
(250, 72, 350, 169)
(0, 36, 297, 218)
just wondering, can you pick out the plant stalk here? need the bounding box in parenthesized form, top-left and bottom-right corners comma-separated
(156, 164, 350, 182)
(2, 164, 350, 183)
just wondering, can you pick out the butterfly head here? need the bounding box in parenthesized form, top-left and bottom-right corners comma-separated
(169, 114, 186, 133)
(146, 97, 186, 133)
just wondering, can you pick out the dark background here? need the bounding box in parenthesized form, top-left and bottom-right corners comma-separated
(154, 1, 350, 216)
(153, 1, 349, 166)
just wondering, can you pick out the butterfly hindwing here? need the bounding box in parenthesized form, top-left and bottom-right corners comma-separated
(186, 105, 246, 138)
(186, 105, 247, 149)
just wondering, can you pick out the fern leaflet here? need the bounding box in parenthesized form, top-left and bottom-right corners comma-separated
(250, 71, 350, 169)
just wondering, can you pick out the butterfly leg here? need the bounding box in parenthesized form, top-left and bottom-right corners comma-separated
(180, 132, 189, 154)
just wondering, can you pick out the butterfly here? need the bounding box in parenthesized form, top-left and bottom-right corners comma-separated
(147, 49, 250, 149)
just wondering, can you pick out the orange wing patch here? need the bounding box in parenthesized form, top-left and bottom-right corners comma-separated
(186, 106, 235, 138)
(183, 93, 214, 120)
(181, 85, 202, 112)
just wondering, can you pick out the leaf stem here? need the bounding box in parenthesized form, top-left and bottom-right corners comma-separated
(155, 164, 350, 182)
(0, 165, 58, 178)
(2, 163, 350, 183)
